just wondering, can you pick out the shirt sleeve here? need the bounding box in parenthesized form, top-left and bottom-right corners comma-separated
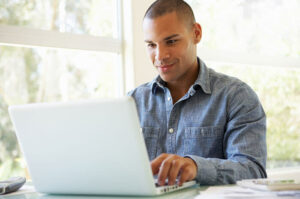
(186, 83, 267, 185)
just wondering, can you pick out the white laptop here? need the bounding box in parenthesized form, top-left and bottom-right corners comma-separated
(8, 96, 196, 196)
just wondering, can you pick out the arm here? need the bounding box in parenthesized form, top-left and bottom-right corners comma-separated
(186, 83, 267, 185)
(152, 83, 267, 185)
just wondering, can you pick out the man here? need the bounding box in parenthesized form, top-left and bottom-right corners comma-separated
(129, 0, 267, 186)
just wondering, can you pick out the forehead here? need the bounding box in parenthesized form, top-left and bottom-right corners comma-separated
(143, 12, 189, 41)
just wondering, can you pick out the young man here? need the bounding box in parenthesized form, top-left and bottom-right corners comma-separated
(129, 0, 267, 186)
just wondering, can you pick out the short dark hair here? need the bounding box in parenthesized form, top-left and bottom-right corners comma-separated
(144, 0, 196, 28)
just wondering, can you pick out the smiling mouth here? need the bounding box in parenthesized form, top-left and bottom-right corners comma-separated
(158, 63, 174, 69)
(157, 63, 174, 73)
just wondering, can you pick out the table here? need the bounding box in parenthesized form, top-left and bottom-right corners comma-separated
(3, 184, 299, 199)
(3, 167, 300, 199)
(1, 184, 205, 199)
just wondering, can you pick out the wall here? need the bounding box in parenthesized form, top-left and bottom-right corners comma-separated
(123, 0, 156, 92)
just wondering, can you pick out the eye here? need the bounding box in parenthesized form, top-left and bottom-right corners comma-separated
(166, 39, 177, 45)
(147, 43, 156, 48)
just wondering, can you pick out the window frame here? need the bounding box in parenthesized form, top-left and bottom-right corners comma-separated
(0, 0, 125, 96)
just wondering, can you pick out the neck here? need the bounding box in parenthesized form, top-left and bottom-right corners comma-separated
(167, 60, 199, 104)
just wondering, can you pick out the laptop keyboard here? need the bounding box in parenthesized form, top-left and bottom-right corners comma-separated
(155, 179, 180, 188)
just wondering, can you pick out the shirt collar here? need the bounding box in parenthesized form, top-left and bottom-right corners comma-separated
(192, 57, 212, 94)
(151, 57, 211, 95)
(151, 76, 166, 94)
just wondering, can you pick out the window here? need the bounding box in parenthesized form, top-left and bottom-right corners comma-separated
(0, 0, 122, 179)
(186, 0, 300, 168)
(0, 0, 118, 37)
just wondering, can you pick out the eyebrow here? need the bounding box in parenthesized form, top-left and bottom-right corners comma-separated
(164, 34, 180, 41)
(144, 34, 180, 43)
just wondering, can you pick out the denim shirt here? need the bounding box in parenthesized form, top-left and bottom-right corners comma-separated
(128, 58, 267, 185)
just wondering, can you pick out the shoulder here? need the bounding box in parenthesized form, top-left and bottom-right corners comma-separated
(209, 70, 264, 120)
(127, 80, 163, 115)
(127, 81, 154, 100)
(209, 68, 242, 89)
(207, 68, 263, 112)
(208, 68, 255, 97)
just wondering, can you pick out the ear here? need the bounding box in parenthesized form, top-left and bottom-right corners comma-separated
(193, 23, 202, 44)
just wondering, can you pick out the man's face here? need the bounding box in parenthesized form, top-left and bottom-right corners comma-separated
(143, 11, 201, 84)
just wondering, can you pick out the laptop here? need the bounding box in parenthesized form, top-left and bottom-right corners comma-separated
(8, 96, 196, 196)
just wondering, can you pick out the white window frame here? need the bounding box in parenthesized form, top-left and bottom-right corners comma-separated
(121, 0, 157, 90)
(0, 0, 127, 96)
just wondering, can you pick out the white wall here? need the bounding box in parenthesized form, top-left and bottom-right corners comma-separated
(123, 0, 157, 92)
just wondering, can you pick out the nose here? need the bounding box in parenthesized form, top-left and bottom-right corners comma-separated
(155, 45, 170, 62)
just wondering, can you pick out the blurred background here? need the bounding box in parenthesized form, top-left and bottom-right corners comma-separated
(0, 0, 299, 179)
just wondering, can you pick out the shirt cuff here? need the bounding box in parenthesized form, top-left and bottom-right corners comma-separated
(185, 155, 218, 185)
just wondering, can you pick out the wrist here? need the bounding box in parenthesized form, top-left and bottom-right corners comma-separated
(184, 157, 198, 178)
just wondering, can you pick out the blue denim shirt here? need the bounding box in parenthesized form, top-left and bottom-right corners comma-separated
(128, 58, 267, 185)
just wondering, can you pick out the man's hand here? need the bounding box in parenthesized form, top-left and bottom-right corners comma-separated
(151, 153, 197, 186)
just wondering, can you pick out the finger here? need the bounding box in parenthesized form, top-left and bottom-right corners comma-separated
(151, 153, 168, 175)
(157, 157, 174, 186)
(168, 159, 184, 185)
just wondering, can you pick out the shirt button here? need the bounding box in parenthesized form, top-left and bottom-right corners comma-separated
(169, 128, 174, 133)
(167, 97, 171, 101)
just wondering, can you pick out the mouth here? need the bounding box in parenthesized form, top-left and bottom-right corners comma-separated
(159, 64, 173, 68)
(157, 63, 174, 72)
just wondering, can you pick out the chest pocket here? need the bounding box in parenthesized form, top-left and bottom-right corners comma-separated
(142, 127, 160, 161)
(184, 126, 224, 158)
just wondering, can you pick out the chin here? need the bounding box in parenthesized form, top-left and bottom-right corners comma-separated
(159, 74, 173, 83)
